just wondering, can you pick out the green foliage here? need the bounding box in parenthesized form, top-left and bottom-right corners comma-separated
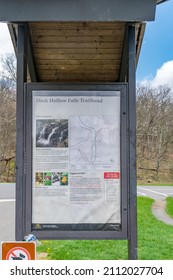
(166, 197, 173, 218)
(37, 197, 173, 260)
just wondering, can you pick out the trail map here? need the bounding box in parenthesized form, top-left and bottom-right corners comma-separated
(70, 116, 119, 169)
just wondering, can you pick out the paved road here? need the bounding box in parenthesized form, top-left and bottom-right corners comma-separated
(0, 183, 15, 259)
(137, 186, 173, 200)
(1, 183, 173, 201)
(0, 183, 15, 200)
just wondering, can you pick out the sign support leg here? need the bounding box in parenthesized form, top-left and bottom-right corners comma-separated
(128, 24, 138, 260)
(16, 23, 28, 241)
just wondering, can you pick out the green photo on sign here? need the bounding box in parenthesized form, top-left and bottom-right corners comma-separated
(44, 172, 52, 186)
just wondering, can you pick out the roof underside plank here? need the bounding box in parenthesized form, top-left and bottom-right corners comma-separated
(29, 22, 126, 82)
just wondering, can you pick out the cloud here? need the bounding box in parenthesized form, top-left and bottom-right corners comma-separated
(0, 23, 14, 55)
(151, 60, 173, 89)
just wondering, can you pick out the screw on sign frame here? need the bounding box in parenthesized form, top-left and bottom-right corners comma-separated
(6, 247, 31, 260)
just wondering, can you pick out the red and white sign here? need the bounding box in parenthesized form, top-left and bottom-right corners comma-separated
(104, 172, 120, 179)
(1, 242, 35, 260)
(6, 247, 31, 260)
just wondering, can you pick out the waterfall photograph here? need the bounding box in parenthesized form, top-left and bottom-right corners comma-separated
(36, 119, 68, 148)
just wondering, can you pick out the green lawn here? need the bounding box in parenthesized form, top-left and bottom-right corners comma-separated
(137, 197, 173, 260)
(37, 197, 173, 260)
(166, 197, 173, 218)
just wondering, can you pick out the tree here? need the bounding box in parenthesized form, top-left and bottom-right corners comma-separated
(136, 83, 173, 181)
(0, 53, 16, 181)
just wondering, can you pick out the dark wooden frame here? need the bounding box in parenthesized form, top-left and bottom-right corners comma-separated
(15, 22, 137, 259)
(24, 83, 128, 240)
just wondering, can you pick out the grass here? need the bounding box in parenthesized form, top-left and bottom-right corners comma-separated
(137, 197, 173, 260)
(37, 240, 128, 260)
(37, 197, 173, 260)
(166, 197, 173, 218)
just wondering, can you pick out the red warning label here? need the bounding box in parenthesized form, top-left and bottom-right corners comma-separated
(6, 247, 31, 260)
(104, 172, 120, 179)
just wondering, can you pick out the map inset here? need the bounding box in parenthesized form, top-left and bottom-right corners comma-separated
(70, 116, 120, 168)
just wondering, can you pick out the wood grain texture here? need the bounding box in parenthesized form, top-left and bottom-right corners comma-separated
(29, 22, 125, 82)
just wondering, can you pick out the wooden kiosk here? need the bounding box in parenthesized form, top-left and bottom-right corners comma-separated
(0, 0, 166, 259)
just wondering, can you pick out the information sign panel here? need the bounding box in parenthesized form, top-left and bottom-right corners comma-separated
(24, 84, 128, 239)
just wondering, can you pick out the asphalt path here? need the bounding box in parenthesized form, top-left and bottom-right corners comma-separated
(137, 186, 173, 200)
(0, 183, 15, 259)
(0, 183, 15, 200)
(1, 183, 173, 201)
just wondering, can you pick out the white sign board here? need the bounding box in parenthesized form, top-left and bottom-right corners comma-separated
(32, 91, 121, 230)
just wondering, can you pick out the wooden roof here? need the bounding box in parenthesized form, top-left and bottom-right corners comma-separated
(5, 1, 168, 83)
(10, 21, 145, 83)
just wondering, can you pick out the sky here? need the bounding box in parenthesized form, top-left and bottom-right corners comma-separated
(0, 23, 14, 55)
(136, 0, 173, 88)
(0, 0, 172, 88)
